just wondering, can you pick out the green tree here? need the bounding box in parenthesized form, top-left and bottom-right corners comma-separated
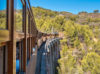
(81, 52, 100, 74)
(93, 10, 99, 13)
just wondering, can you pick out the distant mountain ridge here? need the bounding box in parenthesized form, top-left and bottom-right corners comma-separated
(32, 6, 100, 18)
(32, 6, 100, 27)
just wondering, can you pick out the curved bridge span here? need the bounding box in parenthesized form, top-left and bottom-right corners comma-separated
(35, 38, 60, 74)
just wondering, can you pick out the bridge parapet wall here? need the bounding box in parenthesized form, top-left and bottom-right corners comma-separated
(45, 38, 60, 74)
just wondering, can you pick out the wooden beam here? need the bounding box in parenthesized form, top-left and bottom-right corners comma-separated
(29, 37, 31, 59)
(7, 0, 16, 74)
(28, 14, 32, 59)
(19, 41, 22, 72)
(23, 38, 27, 72)
(31, 37, 33, 54)
(22, 2, 27, 72)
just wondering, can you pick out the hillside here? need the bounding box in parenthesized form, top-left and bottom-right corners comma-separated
(31, 7, 100, 74)
(0, 6, 100, 31)
(32, 7, 100, 33)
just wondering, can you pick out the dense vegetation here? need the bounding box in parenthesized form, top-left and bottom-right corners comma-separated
(32, 7, 100, 74)
(0, 6, 100, 74)
(0, 11, 6, 29)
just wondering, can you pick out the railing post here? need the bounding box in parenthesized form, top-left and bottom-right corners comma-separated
(22, 1, 27, 72)
(7, 0, 16, 74)
(29, 37, 31, 59)
(28, 14, 31, 59)
(19, 41, 22, 72)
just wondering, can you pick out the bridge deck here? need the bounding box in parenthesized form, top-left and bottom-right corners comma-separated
(26, 51, 37, 74)
(35, 38, 60, 74)
(35, 42, 47, 74)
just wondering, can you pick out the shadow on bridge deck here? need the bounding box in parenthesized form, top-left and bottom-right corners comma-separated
(26, 51, 37, 74)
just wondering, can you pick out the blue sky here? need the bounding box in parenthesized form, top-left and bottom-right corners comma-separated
(0, 0, 22, 10)
(0, 0, 100, 14)
(30, 0, 100, 14)
(0, 0, 7, 10)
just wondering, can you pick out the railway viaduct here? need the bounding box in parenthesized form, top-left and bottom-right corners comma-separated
(0, 0, 61, 74)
